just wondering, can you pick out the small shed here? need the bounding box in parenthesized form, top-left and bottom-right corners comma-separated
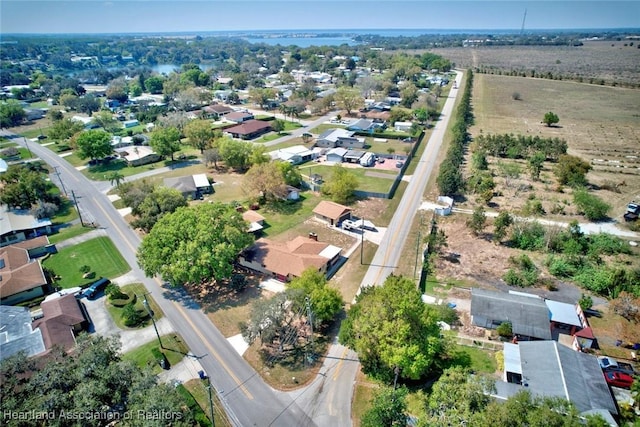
(394, 121, 413, 132)
(326, 147, 348, 163)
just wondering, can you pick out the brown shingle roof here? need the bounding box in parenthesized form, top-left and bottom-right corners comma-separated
(10, 235, 50, 251)
(250, 237, 331, 277)
(204, 104, 233, 114)
(33, 294, 87, 351)
(0, 246, 47, 299)
(226, 119, 271, 136)
(242, 210, 265, 223)
(312, 201, 352, 221)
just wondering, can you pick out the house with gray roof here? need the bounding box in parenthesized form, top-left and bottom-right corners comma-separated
(1, 204, 52, 248)
(470, 288, 552, 340)
(497, 341, 618, 423)
(0, 305, 46, 361)
(315, 128, 364, 149)
(163, 174, 212, 199)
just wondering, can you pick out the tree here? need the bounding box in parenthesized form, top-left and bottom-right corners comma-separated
(249, 144, 270, 166)
(578, 293, 594, 311)
(276, 161, 303, 187)
(573, 188, 611, 221)
(0, 100, 26, 127)
(436, 160, 463, 195)
(144, 75, 165, 94)
(106, 77, 128, 103)
(527, 151, 546, 180)
(203, 147, 221, 169)
(130, 186, 188, 232)
(244, 162, 288, 202)
(184, 119, 214, 153)
(554, 154, 591, 187)
(321, 165, 358, 204)
(218, 137, 253, 171)
(467, 205, 487, 236)
(288, 268, 343, 327)
(361, 386, 408, 427)
(150, 126, 181, 161)
(92, 110, 120, 133)
(73, 129, 113, 161)
(493, 211, 513, 243)
(0, 334, 194, 426)
(339, 275, 444, 381)
(0, 165, 56, 210)
(48, 117, 84, 141)
(543, 111, 560, 127)
(334, 87, 364, 116)
(137, 202, 254, 285)
(107, 171, 125, 188)
(271, 118, 285, 134)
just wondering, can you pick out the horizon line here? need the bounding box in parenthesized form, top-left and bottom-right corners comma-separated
(2, 27, 640, 36)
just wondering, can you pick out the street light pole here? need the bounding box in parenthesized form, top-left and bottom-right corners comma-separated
(70, 190, 85, 227)
(141, 294, 163, 349)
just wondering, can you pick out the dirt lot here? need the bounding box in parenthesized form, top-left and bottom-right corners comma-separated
(466, 73, 640, 217)
(433, 41, 640, 86)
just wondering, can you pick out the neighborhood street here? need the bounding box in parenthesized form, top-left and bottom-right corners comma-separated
(359, 70, 464, 289)
(3, 129, 316, 427)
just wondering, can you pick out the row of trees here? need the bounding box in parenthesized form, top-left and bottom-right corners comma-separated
(473, 133, 567, 161)
(436, 70, 474, 196)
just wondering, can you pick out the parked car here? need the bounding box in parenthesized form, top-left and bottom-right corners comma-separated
(396, 161, 404, 168)
(604, 371, 634, 389)
(598, 356, 619, 370)
(83, 277, 110, 300)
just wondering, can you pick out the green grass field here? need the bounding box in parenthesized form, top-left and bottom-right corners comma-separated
(299, 164, 397, 194)
(259, 192, 324, 237)
(43, 236, 130, 288)
(105, 283, 164, 329)
(122, 333, 188, 375)
(47, 224, 93, 245)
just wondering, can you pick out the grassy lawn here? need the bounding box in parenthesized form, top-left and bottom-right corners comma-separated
(47, 224, 93, 245)
(352, 369, 379, 427)
(49, 199, 79, 224)
(82, 159, 166, 180)
(19, 128, 50, 139)
(264, 138, 307, 151)
(257, 132, 288, 142)
(258, 192, 324, 237)
(308, 123, 346, 135)
(447, 344, 497, 374)
(364, 137, 415, 156)
(329, 241, 377, 303)
(183, 378, 231, 427)
(299, 164, 396, 194)
(43, 236, 130, 288)
(122, 333, 188, 374)
(105, 283, 164, 329)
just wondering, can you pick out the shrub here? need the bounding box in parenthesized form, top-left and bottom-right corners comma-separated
(587, 233, 631, 256)
(578, 294, 593, 311)
(522, 198, 545, 216)
(79, 265, 91, 274)
(510, 221, 546, 251)
(547, 256, 578, 278)
(496, 322, 512, 337)
(122, 302, 143, 327)
(230, 273, 248, 292)
(573, 188, 610, 221)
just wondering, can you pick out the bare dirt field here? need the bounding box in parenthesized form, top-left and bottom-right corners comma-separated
(433, 41, 640, 86)
(467, 73, 640, 217)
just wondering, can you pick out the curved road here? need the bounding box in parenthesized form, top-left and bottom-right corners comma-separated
(360, 70, 464, 288)
(2, 130, 314, 427)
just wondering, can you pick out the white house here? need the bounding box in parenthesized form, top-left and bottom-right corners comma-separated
(394, 121, 413, 132)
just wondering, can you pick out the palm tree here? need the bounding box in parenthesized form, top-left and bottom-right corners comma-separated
(108, 171, 125, 188)
(279, 104, 289, 122)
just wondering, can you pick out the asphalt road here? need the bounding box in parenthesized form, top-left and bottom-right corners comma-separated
(3, 130, 315, 427)
(359, 70, 464, 288)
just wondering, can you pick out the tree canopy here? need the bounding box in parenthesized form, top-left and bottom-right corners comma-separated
(0, 164, 57, 210)
(0, 334, 194, 426)
(149, 126, 182, 161)
(339, 275, 443, 381)
(130, 186, 188, 232)
(554, 154, 591, 187)
(0, 100, 26, 127)
(137, 202, 254, 285)
(184, 118, 214, 153)
(287, 268, 343, 327)
(543, 111, 560, 127)
(48, 117, 84, 141)
(244, 162, 288, 202)
(73, 129, 113, 161)
(334, 87, 364, 116)
(217, 137, 253, 171)
(321, 165, 358, 204)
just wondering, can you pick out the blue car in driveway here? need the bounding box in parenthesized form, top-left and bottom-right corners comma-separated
(82, 277, 110, 300)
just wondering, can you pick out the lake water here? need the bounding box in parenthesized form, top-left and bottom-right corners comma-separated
(151, 63, 215, 74)
(243, 36, 358, 47)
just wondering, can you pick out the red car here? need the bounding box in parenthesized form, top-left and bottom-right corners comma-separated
(604, 371, 634, 389)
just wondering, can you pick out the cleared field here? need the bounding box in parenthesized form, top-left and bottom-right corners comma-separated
(434, 40, 640, 86)
(470, 73, 640, 216)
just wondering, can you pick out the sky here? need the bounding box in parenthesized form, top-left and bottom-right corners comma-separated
(1, 1, 639, 34)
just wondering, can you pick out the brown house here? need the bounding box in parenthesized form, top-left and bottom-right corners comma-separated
(0, 244, 49, 305)
(33, 294, 88, 352)
(239, 235, 342, 282)
(225, 119, 272, 140)
(312, 201, 352, 226)
(201, 104, 234, 119)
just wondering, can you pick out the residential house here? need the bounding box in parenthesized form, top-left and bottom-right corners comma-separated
(344, 150, 365, 164)
(471, 288, 596, 348)
(394, 121, 413, 132)
(497, 341, 618, 424)
(238, 235, 342, 282)
(71, 115, 99, 129)
(0, 244, 49, 305)
(347, 119, 375, 132)
(326, 147, 348, 163)
(242, 210, 266, 233)
(1, 204, 52, 247)
(0, 305, 46, 361)
(10, 235, 55, 259)
(115, 146, 161, 167)
(225, 111, 254, 123)
(315, 128, 365, 149)
(23, 108, 45, 121)
(32, 294, 89, 353)
(470, 288, 552, 340)
(201, 104, 234, 119)
(225, 120, 272, 140)
(163, 173, 212, 199)
(312, 201, 352, 226)
(269, 145, 320, 165)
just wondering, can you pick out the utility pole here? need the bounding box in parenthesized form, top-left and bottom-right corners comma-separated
(70, 190, 84, 226)
(305, 296, 315, 366)
(23, 137, 33, 159)
(199, 370, 215, 427)
(141, 293, 163, 349)
(414, 214, 424, 279)
(360, 217, 365, 265)
(53, 166, 68, 196)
